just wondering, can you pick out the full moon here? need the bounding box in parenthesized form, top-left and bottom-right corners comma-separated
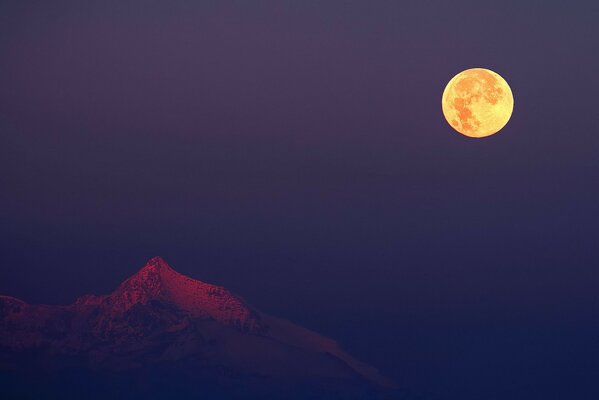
(442, 68, 514, 138)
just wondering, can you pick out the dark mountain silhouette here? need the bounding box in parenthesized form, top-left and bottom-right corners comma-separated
(0, 257, 400, 399)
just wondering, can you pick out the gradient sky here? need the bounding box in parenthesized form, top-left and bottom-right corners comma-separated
(1, 1, 599, 399)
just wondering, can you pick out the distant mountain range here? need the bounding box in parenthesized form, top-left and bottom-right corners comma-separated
(0, 257, 399, 399)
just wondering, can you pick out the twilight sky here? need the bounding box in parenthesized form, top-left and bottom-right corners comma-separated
(1, 1, 599, 399)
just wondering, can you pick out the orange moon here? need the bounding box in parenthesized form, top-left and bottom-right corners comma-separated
(442, 68, 514, 138)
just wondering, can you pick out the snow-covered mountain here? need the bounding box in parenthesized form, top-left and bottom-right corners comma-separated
(0, 257, 395, 399)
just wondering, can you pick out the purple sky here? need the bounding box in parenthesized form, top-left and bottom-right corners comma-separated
(2, 1, 599, 399)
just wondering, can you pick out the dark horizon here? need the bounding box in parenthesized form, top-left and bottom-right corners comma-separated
(2, 1, 599, 399)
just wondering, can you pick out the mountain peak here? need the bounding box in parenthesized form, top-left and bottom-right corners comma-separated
(79, 257, 264, 333)
(142, 255, 174, 273)
(125, 256, 182, 291)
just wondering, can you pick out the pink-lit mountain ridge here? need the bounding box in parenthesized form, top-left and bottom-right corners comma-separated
(0, 257, 393, 398)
